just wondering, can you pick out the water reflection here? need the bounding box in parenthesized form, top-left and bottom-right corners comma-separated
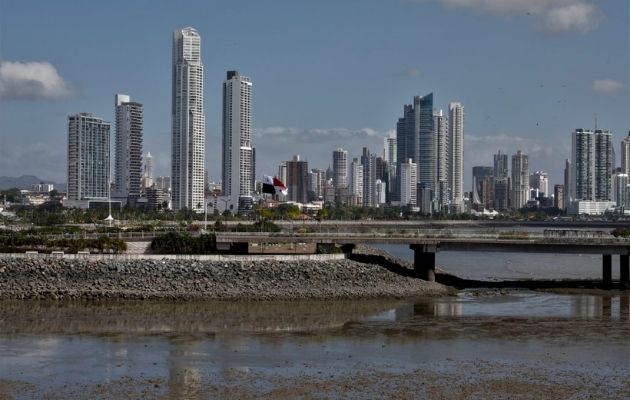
(166, 339, 203, 399)
(0, 294, 628, 336)
(1, 293, 629, 398)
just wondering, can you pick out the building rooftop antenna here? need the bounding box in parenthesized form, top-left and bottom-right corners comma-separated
(594, 112, 598, 131)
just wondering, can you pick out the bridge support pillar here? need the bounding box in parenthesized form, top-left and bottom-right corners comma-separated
(603, 254, 612, 288)
(620, 255, 629, 285)
(411, 244, 438, 282)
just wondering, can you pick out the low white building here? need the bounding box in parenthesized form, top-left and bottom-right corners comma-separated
(567, 200, 616, 215)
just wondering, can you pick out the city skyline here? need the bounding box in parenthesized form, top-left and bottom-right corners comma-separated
(0, 1, 628, 189)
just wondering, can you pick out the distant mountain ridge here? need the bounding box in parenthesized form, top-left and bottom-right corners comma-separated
(0, 175, 66, 191)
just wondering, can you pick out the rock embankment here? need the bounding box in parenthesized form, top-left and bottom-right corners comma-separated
(0, 253, 451, 300)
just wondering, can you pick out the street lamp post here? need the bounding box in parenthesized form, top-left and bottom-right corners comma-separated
(203, 197, 208, 234)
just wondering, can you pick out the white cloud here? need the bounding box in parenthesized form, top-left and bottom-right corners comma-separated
(592, 79, 626, 94)
(433, 0, 602, 33)
(0, 61, 75, 101)
(544, 3, 600, 33)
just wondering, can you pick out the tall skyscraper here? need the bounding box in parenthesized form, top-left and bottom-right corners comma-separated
(554, 184, 565, 210)
(222, 70, 253, 205)
(417, 94, 435, 193)
(332, 148, 348, 190)
(493, 177, 510, 210)
(396, 93, 433, 200)
(143, 152, 154, 190)
(564, 159, 572, 207)
(472, 166, 493, 206)
(493, 151, 508, 178)
(400, 159, 417, 207)
(67, 113, 111, 204)
(572, 129, 594, 201)
(171, 27, 205, 212)
(594, 130, 612, 201)
(308, 168, 326, 201)
(383, 134, 397, 165)
(448, 102, 464, 211)
(286, 155, 309, 203)
(529, 171, 549, 197)
(571, 129, 612, 202)
(114, 94, 143, 201)
(621, 132, 630, 176)
(277, 162, 287, 186)
(349, 158, 364, 205)
(615, 174, 629, 208)
(361, 147, 376, 207)
(434, 109, 449, 212)
(511, 150, 529, 209)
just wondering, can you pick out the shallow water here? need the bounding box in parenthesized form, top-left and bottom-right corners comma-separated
(376, 243, 622, 280)
(1, 293, 629, 398)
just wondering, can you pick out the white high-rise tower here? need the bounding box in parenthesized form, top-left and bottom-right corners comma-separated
(222, 70, 253, 205)
(448, 102, 464, 211)
(332, 148, 348, 190)
(66, 113, 111, 205)
(621, 132, 630, 176)
(171, 27, 205, 212)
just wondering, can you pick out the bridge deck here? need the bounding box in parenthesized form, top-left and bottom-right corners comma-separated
(214, 233, 630, 255)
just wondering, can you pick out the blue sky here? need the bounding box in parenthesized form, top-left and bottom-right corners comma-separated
(0, 0, 628, 190)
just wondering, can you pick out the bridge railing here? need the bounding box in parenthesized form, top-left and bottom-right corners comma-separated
(14, 229, 630, 244)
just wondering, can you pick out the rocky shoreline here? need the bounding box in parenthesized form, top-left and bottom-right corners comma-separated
(0, 248, 451, 300)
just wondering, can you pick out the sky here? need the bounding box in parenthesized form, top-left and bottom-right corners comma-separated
(0, 0, 629, 191)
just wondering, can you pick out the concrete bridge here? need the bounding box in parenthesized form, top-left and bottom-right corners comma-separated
(214, 232, 630, 287)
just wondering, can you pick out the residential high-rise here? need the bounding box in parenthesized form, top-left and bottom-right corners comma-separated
(171, 27, 205, 212)
(615, 174, 629, 208)
(383, 133, 397, 203)
(114, 94, 143, 201)
(621, 132, 630, 176)
(222, 70, 253, 205)
(571, 129, 594, 200)
(493, 177, 510, 210)
(332, 148, 348, 190)
(529, 171, 549, 198)
(308, 168, 326, 201)
(361, 147, 376, 207)
(143, 152, 154, 189)
(448, 102, 464, 211)
(375, 179, 386, 205)
(286, 155, 309, 203)
(277, 162, 287, 186)
(594, 130, 612, 201)
(571, 129, 612, 202)
(400, 159, 417, 207)
(511, 150, 529, 209)
(434, 109, 449, 212)
(493, 151, 508, 178)
(383, 134, 397, 165)
(349, 158, 363, 205)
(417, 94, 435, 194)
(67, 113, 111, 204)
(554, 184, 565, 210)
